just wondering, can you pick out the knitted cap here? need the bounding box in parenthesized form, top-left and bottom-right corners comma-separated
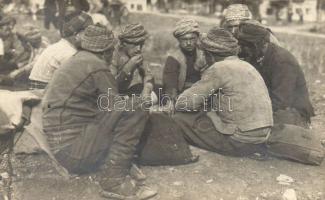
(80, 24, 116, 52)
(237, 20, 270, 44)
(224, 4, 252, 24)
(61, 12, 93, 37)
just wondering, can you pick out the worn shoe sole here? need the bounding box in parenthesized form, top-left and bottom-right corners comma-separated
(100, 187, 157, 200)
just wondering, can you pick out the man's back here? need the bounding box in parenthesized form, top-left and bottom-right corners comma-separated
(178, 56, 273, 133)
(42, 51, 116, 128)
(259, 43, 314, 119)
(29, 39, 77, 83)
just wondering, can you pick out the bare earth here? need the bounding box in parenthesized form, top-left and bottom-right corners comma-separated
(8, 13, 325, 200)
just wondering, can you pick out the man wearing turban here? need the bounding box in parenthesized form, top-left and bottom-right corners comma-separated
(42, 24, 157, 200)
(162, 18, 206, 111)
(237, 21, 315, 127)
(110, 23, 153, 96)
(173, 27, 274, 157)
(221, 4, 280, 46)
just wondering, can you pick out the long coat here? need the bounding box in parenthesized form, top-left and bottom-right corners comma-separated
(255, 43, 315, 122)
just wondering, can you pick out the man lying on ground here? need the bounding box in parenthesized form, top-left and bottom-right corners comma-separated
(236, 21, 315, 128)
(42, 24, 157, 200)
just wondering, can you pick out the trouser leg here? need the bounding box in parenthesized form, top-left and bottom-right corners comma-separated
(99, 109, 149, 190)
(53, 108, 149, 176)
(173, 112, 264, 156)
(273, 108, 309, 128)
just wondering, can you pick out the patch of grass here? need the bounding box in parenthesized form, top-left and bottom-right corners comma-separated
(129, 13, 325, 84)
(13, 13, 325, 84)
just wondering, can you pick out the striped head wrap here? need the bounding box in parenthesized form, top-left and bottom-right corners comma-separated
(173, 18, 200, 38)
(200, 27, 240, 56)
(118, 23, 148, 44)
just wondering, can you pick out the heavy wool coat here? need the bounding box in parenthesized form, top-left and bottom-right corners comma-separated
(255, 43, 315, 121)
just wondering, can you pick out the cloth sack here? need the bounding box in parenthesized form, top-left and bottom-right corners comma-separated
(267, 124, 324, 165)
(137, 112, 196, 166)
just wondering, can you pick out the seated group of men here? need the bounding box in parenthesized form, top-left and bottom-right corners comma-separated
(0, 4, 323, 200)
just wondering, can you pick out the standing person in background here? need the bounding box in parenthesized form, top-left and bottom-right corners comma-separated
(287, 5, 293, 23)
(57, 0, 90, 30)
(103, 0, 129, 28)
(297, 8, 304, 24)
(43, 0, 59, 30)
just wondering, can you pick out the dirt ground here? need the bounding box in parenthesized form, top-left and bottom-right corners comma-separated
(5, 13, 325, 200)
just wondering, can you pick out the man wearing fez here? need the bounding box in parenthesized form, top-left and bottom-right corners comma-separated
(42, 24, 157, 199)
(236, 21, 315, 127)
(162, 18, 206, 106)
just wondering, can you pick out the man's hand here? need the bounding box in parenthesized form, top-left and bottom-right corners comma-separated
(0, 75, 14, 86)
(142, 81, 153, 97)
(124, 54, 143, 74)
(163, 99, 175, 116)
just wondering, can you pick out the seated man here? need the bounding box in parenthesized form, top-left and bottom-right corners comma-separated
(221, 3, 280, 46)
(5, 24, 50, 82)
(0, 16, 31, 85)
(173, 27, 273, 156)
(163, 18, 206, 103)
(236, 21, 315, 127)
(0, 22, 50, 86)
(110, 23, 151, 96)
(42, 24, 157, 199)
(29, 11, 93, 90)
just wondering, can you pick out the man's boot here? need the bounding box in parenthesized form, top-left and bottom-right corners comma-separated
(130, 164, 146, 185)
(99, 160, 156, 200)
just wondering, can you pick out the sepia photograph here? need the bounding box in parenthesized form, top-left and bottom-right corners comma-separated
(0, 0, 324, 199)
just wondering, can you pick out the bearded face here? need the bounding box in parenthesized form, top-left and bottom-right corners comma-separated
(238, 41, 264, 64)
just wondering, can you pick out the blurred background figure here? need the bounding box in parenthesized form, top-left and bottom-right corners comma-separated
(0, 16, 30, 86)
(88, 0, 112, 29)
(101, 0, 129, 28)
(58, 0, 90, 17)
(57, 0, 90, 31)
(0, 20, 49, 87)
(43, 0, 59, 30)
